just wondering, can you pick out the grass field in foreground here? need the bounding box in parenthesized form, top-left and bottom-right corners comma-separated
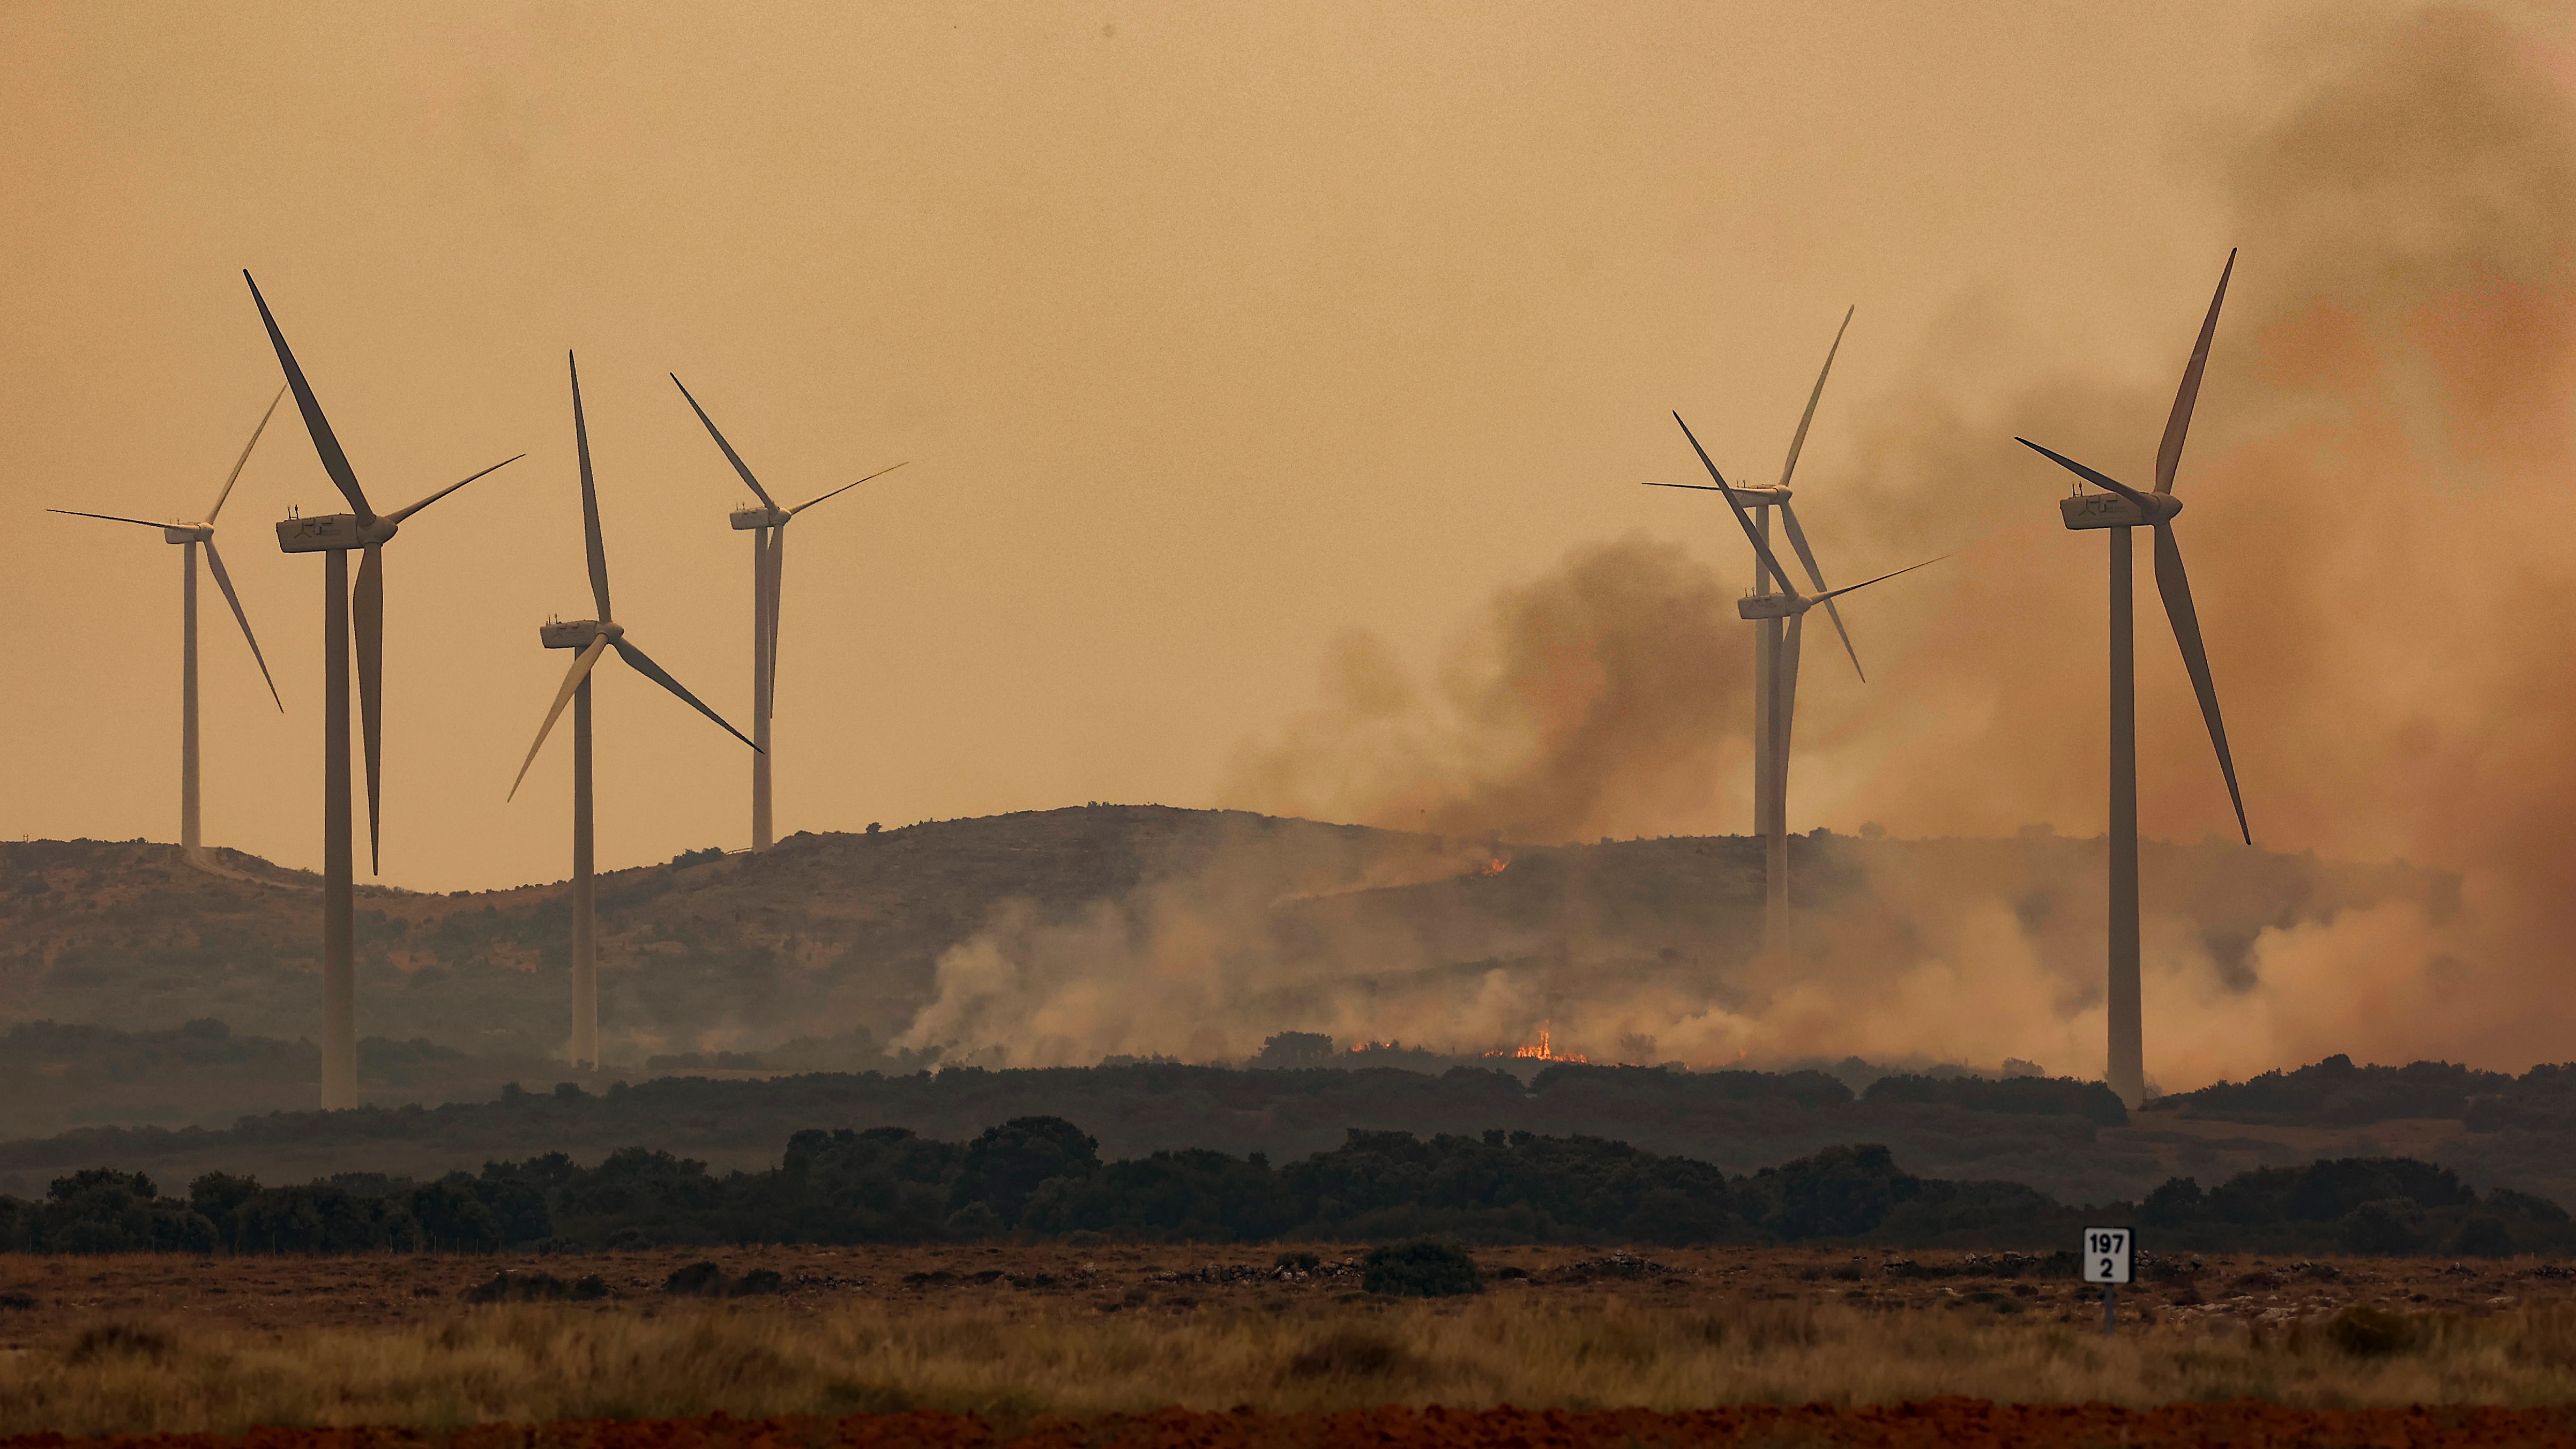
(8, 1293, 2576, 1438)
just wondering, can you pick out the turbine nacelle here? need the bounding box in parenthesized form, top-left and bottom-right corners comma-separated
(540, 618, 624, 650)
(2060, 488, 2182, 531)
(274, 512, 401, 552)
(161, 523, 215, 545)
(1730, 483, 1792, 506)
(1737, 592, 1811, 621)
(729, 505, 790, 531)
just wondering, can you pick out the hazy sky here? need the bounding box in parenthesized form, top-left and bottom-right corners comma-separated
(3, 0, 2566, 902)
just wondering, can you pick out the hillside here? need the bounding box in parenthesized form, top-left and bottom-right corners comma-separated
(0, 809, 1442, 1068)
(0, 808, 2454, 1093)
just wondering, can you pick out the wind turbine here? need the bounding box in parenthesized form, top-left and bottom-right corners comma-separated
(47, 387, 289, 856)
(2015, 250, 2250, 1110)
(1668, 412, 1946, 954)
(509, 354, 761, 1070)
(1647, 309, 1869, 953)
(669, 374, 906, 851)
(245, 270, 524, 1110)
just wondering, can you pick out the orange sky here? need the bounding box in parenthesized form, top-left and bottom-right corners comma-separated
(3, 0, 2567, 912)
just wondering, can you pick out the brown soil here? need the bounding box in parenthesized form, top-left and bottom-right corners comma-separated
(0, 1243, 2559, 1342)
(14, 1401, 2576, 1449)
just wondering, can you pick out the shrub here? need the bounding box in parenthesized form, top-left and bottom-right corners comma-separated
(667, 1261, 784, 1296)
(2454, 1216, 2515, 1258)
(664, 1261, 728, 1296)
(463, 1270, 608, 1304)
(2338, 1199, 2427, 1255)
(2326, 1304, 2418, 1357)
(407, 1179, 502, 1252)
(1283, 1327, 1423, 1380)
(65, 1324, 174, 1365)
(1363, 1240, 1482, 1297)
(951, 1116, 1100, 1226)
(1753, 1144, 1916, 1239)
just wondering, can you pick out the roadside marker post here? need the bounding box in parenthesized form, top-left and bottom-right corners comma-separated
(2084, 1226, 2134, 1334)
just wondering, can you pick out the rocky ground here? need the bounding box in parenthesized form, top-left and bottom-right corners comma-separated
(11, 1401, 2576, 1449)
(0, 1243, 2560, 1342)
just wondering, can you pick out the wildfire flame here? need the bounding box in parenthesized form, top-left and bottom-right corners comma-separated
(1488, 1024, 1586, 1063)
(1477, 857, 1508, 876)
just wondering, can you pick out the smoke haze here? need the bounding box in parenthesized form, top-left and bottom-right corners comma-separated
(5, 2, 2572, 1091)
(895, 7, 2576, 1088)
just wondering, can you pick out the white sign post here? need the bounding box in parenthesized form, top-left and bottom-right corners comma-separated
(2084, 1226, 2134, 1334)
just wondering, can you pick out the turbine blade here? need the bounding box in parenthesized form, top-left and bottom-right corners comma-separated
(2155, 250, 2236, 495)
(207, 384, 288, 523)
(2153, 524, 2251, 845)
(387, 455, 523, 524)
(1815, 552, 1951, 602)
(242, 271, 375, 525)
(1777, 305, 1854, 491)
(353, 544, 385, 875)
(1640, 481, 1776, 502)
(1672, 413, 1798, 595)
(46, 509, 171, 530)
(506, 634, 612, 801)
(570, 353, 611, 621)
(669, 374, 779, 510)
(610, 636, 762, 752)
(789, 460, 910, 516)
(202, 539, 282, 711)
(1779, 501, 1863, 683)
(765, 526, 785, 714)
(2016, 438, 2156, 510)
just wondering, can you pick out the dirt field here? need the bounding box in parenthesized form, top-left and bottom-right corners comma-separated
(7, 1246, 2576, 1442)
(13, 1402, 2576, 1449)
(0, 1243, 2560, 1342)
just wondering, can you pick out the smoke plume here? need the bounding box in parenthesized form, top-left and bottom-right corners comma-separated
(898, 6, 2576, 1086)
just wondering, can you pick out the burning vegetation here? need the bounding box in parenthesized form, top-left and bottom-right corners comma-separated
(1490, 1024, 1587, 1063)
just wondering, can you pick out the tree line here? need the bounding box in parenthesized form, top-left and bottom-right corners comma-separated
(2149, 1054, 2576, 1132)
(0, 1115, 2566, 1259)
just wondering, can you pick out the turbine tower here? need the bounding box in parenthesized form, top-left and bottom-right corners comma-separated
(47, 386, 289, 855)
(245, 271, 523, 1110)
(669, 373, 905, 851)
(1648, 309, 1867, 952)
(1669, 412, 1946, 953)
(2016, 250, 2251, 1110)
(510, 354, 761, 1070)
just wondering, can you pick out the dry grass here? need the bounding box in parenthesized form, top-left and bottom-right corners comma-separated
(9, 1293, 2576, 1438)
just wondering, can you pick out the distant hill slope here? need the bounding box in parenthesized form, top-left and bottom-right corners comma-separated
(0, 808, 2454, 1081)
(0, 809, 1438, 1064)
